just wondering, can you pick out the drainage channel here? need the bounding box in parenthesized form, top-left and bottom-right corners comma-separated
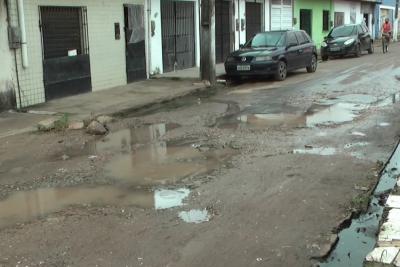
(319, 140, 400, 267)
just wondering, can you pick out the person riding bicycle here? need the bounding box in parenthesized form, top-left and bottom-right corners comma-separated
(381, 18, 392, 42)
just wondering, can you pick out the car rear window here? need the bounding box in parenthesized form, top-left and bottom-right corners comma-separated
(329, 25, 357, 38)
(295, 32, 308, 44)
(244, 32, 286, 48)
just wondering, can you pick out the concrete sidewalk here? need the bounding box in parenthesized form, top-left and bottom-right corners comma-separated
(0, 78, 208, 139)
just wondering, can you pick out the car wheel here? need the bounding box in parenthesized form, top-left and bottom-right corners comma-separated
(355, 44, 361, 57)
(306, 54, 317, 73)
(368, 42, 374, 54)
(274, 61, 287, 81)
(322, 55, 328, 61)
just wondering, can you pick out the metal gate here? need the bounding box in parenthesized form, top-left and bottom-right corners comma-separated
(161, 1, 195, 72)
(40, 6, 91, 101)
(300, 9, 312, 37)
(124, 4, 147, 83)
(246, 2, 262, 41)
(215, 0, 232, 63)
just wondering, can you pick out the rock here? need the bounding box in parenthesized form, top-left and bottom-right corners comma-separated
(68, 121, 85, 130)
(86, 121, 107, 135)
(37, 118, 57, 131)
(61, 154, 70, 161)
(96, 115, 114, 125)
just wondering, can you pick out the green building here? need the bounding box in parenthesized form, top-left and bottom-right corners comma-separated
(293, 0, 334, 48)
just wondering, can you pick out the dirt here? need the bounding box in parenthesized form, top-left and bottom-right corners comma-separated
(1, 46, 400, 266)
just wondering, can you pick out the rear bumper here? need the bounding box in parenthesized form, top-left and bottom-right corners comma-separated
(321, 43, 357, 57)
(224, 61, 279, 76)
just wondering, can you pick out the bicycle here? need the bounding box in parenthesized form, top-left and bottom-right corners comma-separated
(382, 32, 391, 53)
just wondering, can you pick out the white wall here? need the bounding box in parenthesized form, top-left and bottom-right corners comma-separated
(334, 0, 362, 25)
(7, 0, 145, 108)
(149, 0, 200, 75)
(0, 0, 15, 96)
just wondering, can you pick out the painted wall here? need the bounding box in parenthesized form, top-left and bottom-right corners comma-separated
(0, 0, 16, 109)
(333, 0, 362, 25)
(294, 0, 333, 47)
(7, 0, 145, 108)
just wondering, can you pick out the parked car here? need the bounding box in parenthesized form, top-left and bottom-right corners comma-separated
(224, 30, 318, 81)
(320, 24, 373, 61)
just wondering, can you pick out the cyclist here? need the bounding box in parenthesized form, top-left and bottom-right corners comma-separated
(381, 18, 392, 53)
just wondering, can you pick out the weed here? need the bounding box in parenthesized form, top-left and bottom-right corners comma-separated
(54, 113, 69, 131)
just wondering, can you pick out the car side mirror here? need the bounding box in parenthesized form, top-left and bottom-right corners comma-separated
(239, 44, 244, 49)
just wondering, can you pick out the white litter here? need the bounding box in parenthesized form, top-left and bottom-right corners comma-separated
(386, 195, 400, 209)
(351, 131, 366, 137)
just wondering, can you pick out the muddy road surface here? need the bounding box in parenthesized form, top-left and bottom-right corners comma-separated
(1, 45, 400, 267)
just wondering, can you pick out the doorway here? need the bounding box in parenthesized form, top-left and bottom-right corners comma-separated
(246, 2, 262, 42)
(215, 0, 233, 63)
(161, 1, 195, 72)
(124, 4, 147, 83)
(300, 9, 312, 37)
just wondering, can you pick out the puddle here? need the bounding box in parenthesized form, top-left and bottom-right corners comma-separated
(217, 93, 400, 130)
(378, 122, 391, 127)
(0, 186, 191, 229)
(320, 141, 400, 266)
(344, 142, 369, 149)
(319, 94, 378, 105)
(306, 103, 366, 127)
(178, 209, 210, 224)
(104, 142, 234, 185)
(293, 147, 336, 156)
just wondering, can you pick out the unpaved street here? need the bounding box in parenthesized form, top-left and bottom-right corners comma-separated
(1, 45, 400, 267)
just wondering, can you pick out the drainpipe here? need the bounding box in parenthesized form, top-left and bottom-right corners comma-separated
(5, 0, 23, 108)
(17, 0, 28, 68)
(146, 0, 151, 77)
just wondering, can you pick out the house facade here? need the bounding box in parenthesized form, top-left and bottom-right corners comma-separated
(293, 0, 334, 47)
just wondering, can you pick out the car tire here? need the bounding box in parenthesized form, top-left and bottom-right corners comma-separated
(355, 44, 361, 57)
(368, 42, 374, 54)
(322, 55, 328, 61)
(274, 60, 287, 81)
(306, 54, 317, 73)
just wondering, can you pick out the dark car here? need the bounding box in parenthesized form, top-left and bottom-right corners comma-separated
(224, 30, 318, 81)
(320, 24, 373, 60)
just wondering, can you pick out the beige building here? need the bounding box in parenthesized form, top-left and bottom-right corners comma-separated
(3, 0, 146, 108)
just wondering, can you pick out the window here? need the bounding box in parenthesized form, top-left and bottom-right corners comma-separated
(323, 10, 330, 31)
(357, 25, 364, 34)
(302, 31, 312, 42)
(244, 32, 286, 48)
(295, 31, 308, 44)
(40, 6, 89, 59)
(286, 32, 298, 46)
(329, 25, 356, 38)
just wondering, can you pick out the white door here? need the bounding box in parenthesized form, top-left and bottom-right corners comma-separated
(271, 0, 292, 30)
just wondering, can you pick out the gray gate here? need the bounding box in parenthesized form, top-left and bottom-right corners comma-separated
(246, 2, 262, 41)
(215, 0, 233, 63)
(124, 4, 147, 83)
(161, 1, 195, 72)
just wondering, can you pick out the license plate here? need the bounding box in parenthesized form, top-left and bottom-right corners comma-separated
(237, 65, 251, 71)
(330, 47, 341, 52)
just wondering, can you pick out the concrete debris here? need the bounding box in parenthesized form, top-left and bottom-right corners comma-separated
(378, 222, 400, 245)
(28, 110, 58, 115)
(365, 247, 399, 264)
(68, 121, 85, 130)
(37, 118, 57, 131)
(96, 115, 114, 125)
(86, 121, 108, 135)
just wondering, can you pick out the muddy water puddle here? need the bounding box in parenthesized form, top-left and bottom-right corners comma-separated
(217, 93, 400, 129)
(320, 141, 400, 266)
(0, 186, 191, 229)
(1, 123, 235, 228)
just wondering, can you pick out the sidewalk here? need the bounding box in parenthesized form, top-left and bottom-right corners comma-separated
(0, 78, 208, 139)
